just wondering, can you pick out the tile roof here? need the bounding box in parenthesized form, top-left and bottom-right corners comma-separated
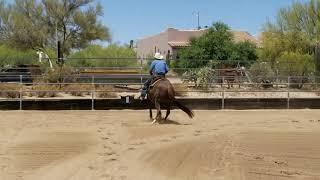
(168, 41, 190, 47)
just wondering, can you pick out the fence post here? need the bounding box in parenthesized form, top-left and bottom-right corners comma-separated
(316, 75, 318, 90)
(91, 75, 95, 110)
(19, 75, 22, 110)
(222, 76, 225, 110)
(140, 58, 143, 89)
(276, 73, 279, 89)
(287, 76, 290, 109)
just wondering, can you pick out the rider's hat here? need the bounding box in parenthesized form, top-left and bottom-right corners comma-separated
(154, 52, 164, 60)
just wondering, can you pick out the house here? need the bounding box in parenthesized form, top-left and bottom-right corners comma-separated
(136, 28, 260, 59)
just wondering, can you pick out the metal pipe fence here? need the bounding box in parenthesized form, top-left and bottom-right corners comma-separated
(0, 74, 319, 110)
(0, 57, 318, 110)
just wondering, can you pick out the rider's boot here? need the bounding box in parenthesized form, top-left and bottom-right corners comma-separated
(140, 89, 147, 100)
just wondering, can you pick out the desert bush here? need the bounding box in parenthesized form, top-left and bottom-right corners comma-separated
(96, 85, 118, 98)
(173, 83, 188, 97)
(63, 84, 93, 97)
(31, 85, 59, 98)
(43, 65, 77, 84)
(96, 91, 118, 98)
(182, 70, 198, 86)
(0, 84, 21, 98)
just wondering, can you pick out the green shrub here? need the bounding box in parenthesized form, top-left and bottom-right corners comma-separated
(0, 45, 37, 67)
(182, 67, 215, 88)
(174, 22, 258, 71)
(67, 44, 138, 67)
(276, 52, 314, 89)
(197, 67, 216, 88)
(276, 52, 314, 77)
(249, 62, 275, 83)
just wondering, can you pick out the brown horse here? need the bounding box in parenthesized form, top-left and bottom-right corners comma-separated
(147, 78, 194, 124)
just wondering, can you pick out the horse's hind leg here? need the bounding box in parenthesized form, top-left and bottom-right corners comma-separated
(153, 99, 161, 124)
(149, 108, 153, 121)
(164, 108, 170, 121)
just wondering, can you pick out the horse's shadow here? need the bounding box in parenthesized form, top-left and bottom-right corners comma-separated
(159, 119, 192, 126)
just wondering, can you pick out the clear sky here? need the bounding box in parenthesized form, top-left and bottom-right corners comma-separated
(96, 0, 309, 44)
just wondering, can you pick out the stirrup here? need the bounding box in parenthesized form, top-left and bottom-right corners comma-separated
(139, 94, 146, 100)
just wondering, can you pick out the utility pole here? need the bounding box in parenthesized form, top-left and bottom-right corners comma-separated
(315, 0, 319, 81)
(193, 11, 200, 30)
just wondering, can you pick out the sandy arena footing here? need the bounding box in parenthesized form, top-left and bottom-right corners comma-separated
(0, 110, 320, 180)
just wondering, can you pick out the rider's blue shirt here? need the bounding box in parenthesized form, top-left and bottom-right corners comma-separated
(150, 60, 169, 75)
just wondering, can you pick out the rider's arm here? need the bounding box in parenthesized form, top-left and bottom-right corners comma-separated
(165, 63, 169, 73)
(149, 61, 156, 75)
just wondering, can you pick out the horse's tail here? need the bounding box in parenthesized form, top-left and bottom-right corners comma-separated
(173, 99, 194, 119)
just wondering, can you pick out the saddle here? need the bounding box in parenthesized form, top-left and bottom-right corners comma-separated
(150, 76, 165, 89)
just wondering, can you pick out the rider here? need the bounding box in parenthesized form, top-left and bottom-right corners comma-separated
(140, 52, 169, 100)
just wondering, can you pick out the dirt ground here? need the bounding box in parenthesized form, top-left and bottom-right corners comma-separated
(1, 110, 320, 180)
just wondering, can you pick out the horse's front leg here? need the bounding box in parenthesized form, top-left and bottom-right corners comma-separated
(147, 97, 154, 121)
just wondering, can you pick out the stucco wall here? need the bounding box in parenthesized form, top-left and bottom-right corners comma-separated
(137, 28, 206, 59)
(136, 30, 171, 59)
